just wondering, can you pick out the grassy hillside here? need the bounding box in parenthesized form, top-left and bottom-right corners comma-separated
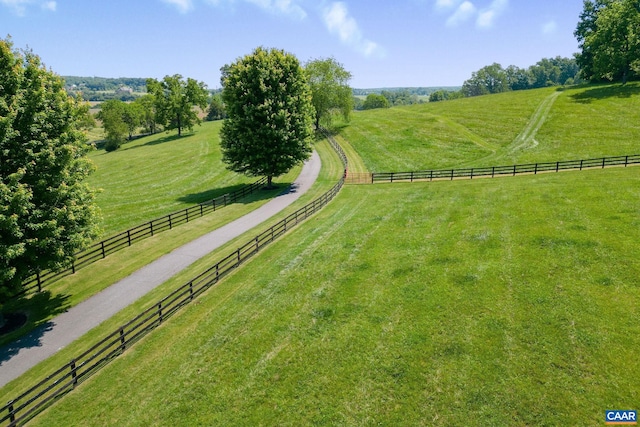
(340, 83, 640, 171)
(12, 84, 640, 425)
(29, 167, 640, 426)
(87, 121, 255, 236)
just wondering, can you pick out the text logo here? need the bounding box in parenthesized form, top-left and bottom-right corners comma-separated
(606, 410, 637, 425)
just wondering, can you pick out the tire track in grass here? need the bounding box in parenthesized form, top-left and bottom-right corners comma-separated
(508, 91, 560, 154)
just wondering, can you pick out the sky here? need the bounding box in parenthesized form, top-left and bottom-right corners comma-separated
(1, 0, 585, 88)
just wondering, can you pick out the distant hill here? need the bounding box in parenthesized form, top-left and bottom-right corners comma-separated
(352, 87, 461, 96)
(63, 76, 148, 102)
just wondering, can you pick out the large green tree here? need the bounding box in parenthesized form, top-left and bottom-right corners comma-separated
(220, 47, 315, 188)
(304, 57, 353, 129)
(0, 39, 100, 306)
(575, 0, 640, 83)
(146, 75, 209, 136)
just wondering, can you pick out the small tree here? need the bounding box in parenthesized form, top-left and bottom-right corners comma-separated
(305, 57, 353, 129)
(206, 93, 227, 121)
(134, 94, 159, 135)
(362, 93, 390, 109)
(146, 75, 209, 136)
(0, 38, 100, 309)
(96, 99, 128, 151)
(220, 47, 314, 188)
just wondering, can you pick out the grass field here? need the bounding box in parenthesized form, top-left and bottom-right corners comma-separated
(86, 121, 255, 236)
(27, 167, 640, 426)
(6, 83, 640, 425)
(340, 83, 640, 172)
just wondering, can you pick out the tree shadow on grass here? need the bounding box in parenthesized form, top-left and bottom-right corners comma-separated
(122, 131, 193, 150)
(0, 291, 70, 362)
(569, 83, 640, 104)
(177, 181, 293, 206)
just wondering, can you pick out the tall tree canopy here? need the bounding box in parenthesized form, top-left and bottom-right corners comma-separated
(220, 47, 314, 188)
(575, 0, 640, 83)
(304, 57, 353, 129)
(146, 75, 209, 136)
(0, 38, 100, 305)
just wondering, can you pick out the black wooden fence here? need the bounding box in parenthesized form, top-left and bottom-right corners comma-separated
(14, 177, 268, 299)
(369, 154, 640, 184)
(1, 138, 348, 427)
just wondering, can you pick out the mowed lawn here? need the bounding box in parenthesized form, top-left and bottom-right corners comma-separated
(87, 121, 255, 236)
(341, 83, 640, 172)
(31, 167, 640, 426)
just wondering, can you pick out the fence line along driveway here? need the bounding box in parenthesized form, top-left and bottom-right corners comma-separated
(0, 151, 321, 389)
(17, 177, 269, 299)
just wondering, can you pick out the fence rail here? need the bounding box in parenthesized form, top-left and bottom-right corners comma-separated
(364, 154, 640, 184)
(1, 136, 348, 427)
(14, 177, 269, 299)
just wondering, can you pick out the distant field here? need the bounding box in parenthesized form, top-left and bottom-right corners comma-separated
(29, 167, 640, 426)
(341, 83, 640, 171)
(86, 121, 255, 236)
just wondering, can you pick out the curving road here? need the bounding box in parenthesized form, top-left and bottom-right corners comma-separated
(0, 151, 321, 387)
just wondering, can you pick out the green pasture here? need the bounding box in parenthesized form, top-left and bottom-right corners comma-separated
(27, 167, 640, 426)
(87, 121, 255, 237)
(5, 83, 640, 425)
(341, 83, 640, 172)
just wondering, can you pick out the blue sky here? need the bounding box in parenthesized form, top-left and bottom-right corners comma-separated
(1, 0, 584, 88)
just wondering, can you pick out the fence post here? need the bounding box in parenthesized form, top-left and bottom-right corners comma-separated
(8, 400, 15, 424)
(186, 210, 189, 223)
(602, 157, 606, 168)
(450, 170, 454, 181)
(625, 155, 629, 167)
(189, 281, 194, 300)
(200, 204, 204, 216)
(127, 230, 132, 246)
(556, 162, 559, 172)
(580, 160, 584, 170)
(70, 359, 78, 386)
(158, 303, 163, 323)
(410, 171, 414, 182)
(169, 215, 172, 230)
(101, 242, 106, 259)
(534, 163, 538, 175)
(491, 167, 495, 178)
(470, 169, 474, 180)
(119, 327, 126, 351)
(237, 248, 241, 266)
(150, 221, 154, 236)
(513, 165, 517, 176)
(37, 271, 42, 292)
(430, 170, 433, 182)
(212, 199, 216, 211)
(72, 262, 76, 274)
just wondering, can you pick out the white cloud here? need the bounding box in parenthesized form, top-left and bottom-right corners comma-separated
(322, 2, 385, 58)
(203, 0, 306, 19)
(245, 0, 306, 20)
(435, 0, 461, 9)
(41, 0, 55, 11)
(161, 0, 194, 14)
(446, 1, 476, 27)
(1, 0, 55, 15)
(476, 0, 507, 29)
(542, 20, 557, 35)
